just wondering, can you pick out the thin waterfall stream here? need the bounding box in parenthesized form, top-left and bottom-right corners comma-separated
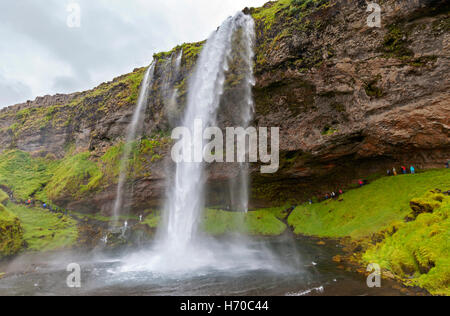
(111, 63, 155, 225)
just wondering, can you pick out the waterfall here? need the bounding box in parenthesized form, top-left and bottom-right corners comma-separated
(117, 13, 281, 275)
(111, 63, 155, 224)
(227, 14, 256, 214)
(164, 50, 183, 125)
(161, 12, 255, 250)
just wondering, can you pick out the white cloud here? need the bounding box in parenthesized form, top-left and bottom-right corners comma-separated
(0, 0, 268, 108)
(0, 72, 32, 108)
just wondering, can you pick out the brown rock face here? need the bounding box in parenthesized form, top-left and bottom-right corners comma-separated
(0, 0, 449, 212)
(246, 0, 450, 205)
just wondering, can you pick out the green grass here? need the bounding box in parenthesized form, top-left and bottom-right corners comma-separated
(252, 0, 293, 30)
(0, 189, 8, 204)
(142, 210, 161, 228)
(0, 141, 166, 205)
(252, 0, 331, 30)
(6, 203, 78, 252)
(363, 191, 450, 296)
(130, 207, 288, 236)
(70, 211, 138, 223)
(288, 169, 450, 238)
(0, 150, 56, 200)
(45, 151, 103, 200)
(0, 149, 104, 202)
(202, 208, 287, 236)
(0, 190, 24, 257)
(287, 169, 450, 295)
(70, 67, 147, 109)
(137, 207, 288, 236)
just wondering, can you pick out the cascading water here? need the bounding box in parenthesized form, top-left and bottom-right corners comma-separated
(111, 63, 155, 224)
(227, 16, 256, 214)
(162, 12, 255, 251)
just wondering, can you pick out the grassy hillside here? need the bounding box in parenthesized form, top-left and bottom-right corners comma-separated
(202, 207, 288, 236)
(288, 169, 450, 238)
(6, 203, 78, 252)
(364, 191, 449, 296)
(0, 143, 166, 203)
(288, 169, 450, 295)
(0, 189, 8, 204)
(0, 189, 24, 258)
(0, 150, 56, 201)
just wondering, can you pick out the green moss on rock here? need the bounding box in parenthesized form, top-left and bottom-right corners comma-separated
(363, 191, 450, 296)
(364, 75, 384, 99)
(153, 41, 204, 68)
(0, 136, 167, 205)
(0, 190, 24, 258)
(6, 203, 78, 252)
(0, 150, 56, 200)
(382, 24, 414, 59)
(45, 151, 103, 200)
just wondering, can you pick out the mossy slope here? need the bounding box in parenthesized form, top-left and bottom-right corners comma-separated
(0, 140, 166, 204)
(288, 169, 450, 295)
(202, 207, 287, 236)
(6, 203, 78, 252)
(363, 191, 449, 296)
(0, 190, 24, 258)
(288, 169, 450, 238)
(0, 150, 56, 201)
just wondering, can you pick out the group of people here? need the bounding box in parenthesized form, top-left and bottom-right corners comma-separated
(309, 164, 420, 206)
(24, 198, 67, 215)
(25, 198, 48, 209)
(315, 189, 345, 203)
(388, 165, 416, 176)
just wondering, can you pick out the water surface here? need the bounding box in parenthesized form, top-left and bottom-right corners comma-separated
(0, 236, 413, 296)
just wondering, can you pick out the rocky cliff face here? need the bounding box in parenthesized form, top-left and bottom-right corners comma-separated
(0, 0, 448, 213)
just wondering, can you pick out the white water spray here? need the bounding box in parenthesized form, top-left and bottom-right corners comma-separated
(112, 63, 155, 223)
(162, 12, 255, 251)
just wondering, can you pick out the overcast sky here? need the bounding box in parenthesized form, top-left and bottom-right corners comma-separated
(0, 0, 268, 108)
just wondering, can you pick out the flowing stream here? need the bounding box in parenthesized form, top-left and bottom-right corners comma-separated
(111, 63, 155, 224)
